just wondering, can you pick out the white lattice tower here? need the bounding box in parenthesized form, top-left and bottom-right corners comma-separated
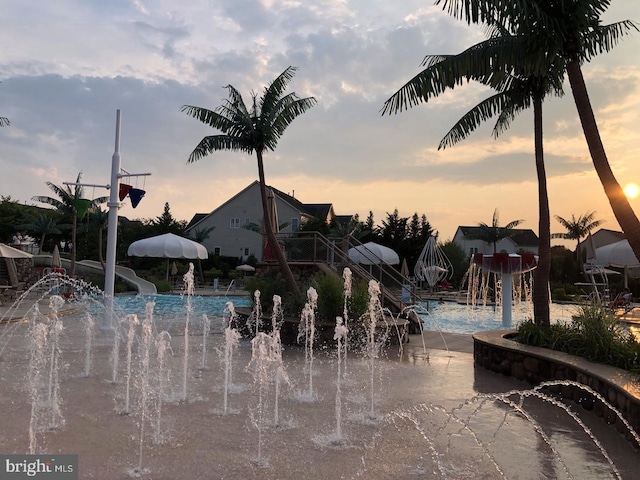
(414, 237, 454, 287)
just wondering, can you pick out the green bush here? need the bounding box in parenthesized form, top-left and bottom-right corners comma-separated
(552, 287, 568, 301)
(244, 273, 287, 314)
(153, 280, 171, 293)
(516, 303, 640, 376)
(347, 279, 369, 321)
(312, 273, 344, 322)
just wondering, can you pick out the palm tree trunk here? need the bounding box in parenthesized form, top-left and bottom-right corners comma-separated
(71, 213, 77, 277)
(532, 93, 550, 329)
(98, 227, 106, 271)
(256, 150, 301, 297)
(567, 60, 640, 262)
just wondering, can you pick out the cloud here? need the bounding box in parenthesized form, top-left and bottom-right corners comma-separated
(0, 0, 638, 242)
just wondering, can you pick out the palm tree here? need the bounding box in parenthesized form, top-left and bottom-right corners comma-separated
(552, 212, 604, 271)
(78, 207, 110, 270)
(17, 212, 63, 251)
(470, 209, 524, 253)
(433, 0, 640, 265)
(181, 67, 316, 297)
(32, 173, 109, 277)
(0, 117, 8, 127)
(383, 26, 561, 326)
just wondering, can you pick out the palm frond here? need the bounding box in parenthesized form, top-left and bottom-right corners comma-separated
(265, 96, 317, 151)
(186, 135, 253, 163)
(438, 90, 516, 149)
(180, 105, 242, 134)
(259, 66, 298, 119)
(0, 117, 9, 127)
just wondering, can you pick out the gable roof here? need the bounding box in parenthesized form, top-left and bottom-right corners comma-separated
(185, 181, 342, 232)
(186, 213, 208, 231)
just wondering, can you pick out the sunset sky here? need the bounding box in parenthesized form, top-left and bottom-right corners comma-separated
(0, 1, 638, 244)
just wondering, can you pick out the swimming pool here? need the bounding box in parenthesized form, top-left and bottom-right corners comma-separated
(417, 301, 578, 335)
(105, 294, 577, 336)
(110, 294, 251, 320)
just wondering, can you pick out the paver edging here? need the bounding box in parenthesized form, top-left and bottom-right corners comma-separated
(473, 330, 640, 448)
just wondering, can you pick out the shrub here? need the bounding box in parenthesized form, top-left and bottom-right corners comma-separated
(516, 303, 640, 376)
(153, 280, 171, 293)
(312, 273, 344, 322)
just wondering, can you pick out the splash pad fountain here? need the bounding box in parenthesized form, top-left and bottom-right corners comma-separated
(467, 252, 539, 328)
(0, 269, 638, 479)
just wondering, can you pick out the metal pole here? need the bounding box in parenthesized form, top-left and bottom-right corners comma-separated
(103, 109, 121, 329)
(501, 273, 513, 328)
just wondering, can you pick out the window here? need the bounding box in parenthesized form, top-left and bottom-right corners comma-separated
(244, 218, 250, 225)
(470, 247, 478, 255)
(213, 247, 221, 256)
(291, 218, 299, 232)
(243, 248, 250, 256)
(230, 218, 240, 229)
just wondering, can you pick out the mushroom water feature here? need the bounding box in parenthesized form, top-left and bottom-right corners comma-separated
(469, 252, 538, 328)
(0, 268, 638, 479)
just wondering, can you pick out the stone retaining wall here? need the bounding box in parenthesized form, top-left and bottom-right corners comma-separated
(473, 330, 640, 448)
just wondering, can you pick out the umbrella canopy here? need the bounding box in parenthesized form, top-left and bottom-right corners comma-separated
(594, 240, 640, 268)
(0, 243, 33, 259)
(400, 258, 409, 277)
(51, 245, 62, 268)
(236, 264, 256, 272)
(128, 233, 208, 259)
(348, 242, 400, 265)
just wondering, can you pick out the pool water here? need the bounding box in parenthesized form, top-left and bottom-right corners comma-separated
(418, 301, 578, 335)
(105, 294, 578, 336)
(111, 294, 251, 320)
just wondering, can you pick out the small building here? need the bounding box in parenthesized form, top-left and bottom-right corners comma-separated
(185, 181, 349, 261)
(453, 226, 539, 257)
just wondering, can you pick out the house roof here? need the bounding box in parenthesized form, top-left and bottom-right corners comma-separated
(185, 181, 343, 232)
(186, 213, 208, 231)
(591, 228, 625, 241)
(456, 226, 539, 246)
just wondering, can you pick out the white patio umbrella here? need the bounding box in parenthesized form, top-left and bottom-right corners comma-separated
(593, 239, 640, 288)
(347, 242, 400, 265)
(128, 233, 208, 281)
(0, 244, 33, 290)
(0, 243, 34, 259)
(51, 245, 62, 268)
(594, 240, 640, 268)
(236, 264, 256, 272)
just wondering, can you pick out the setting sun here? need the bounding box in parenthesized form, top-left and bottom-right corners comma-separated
(624, 183, 639, 199)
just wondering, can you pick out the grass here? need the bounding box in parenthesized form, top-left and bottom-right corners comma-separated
(516, 303, 640, 377)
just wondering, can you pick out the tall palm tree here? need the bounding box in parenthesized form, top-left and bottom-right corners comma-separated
(552, 211, 604, 271)
(383, 26, 562, 326)
(470, 209, 524, 253)
(32, 173, 109, 277)
(434, 0, 640, 265)
(17, 212, 64, 251)
(181, 67, 316, 297)
(0, 117, 8, 127)
(79, 207, 110, 270)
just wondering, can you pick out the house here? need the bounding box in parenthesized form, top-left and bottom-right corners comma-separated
(185, 181, 350, 261)
(453, 226, 539, 257)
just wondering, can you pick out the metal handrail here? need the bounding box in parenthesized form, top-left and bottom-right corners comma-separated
(270, 232, 429, 312)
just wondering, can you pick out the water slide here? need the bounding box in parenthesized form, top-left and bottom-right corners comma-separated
(35, 256, 157, 295)
(79, 260, 157, 295)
